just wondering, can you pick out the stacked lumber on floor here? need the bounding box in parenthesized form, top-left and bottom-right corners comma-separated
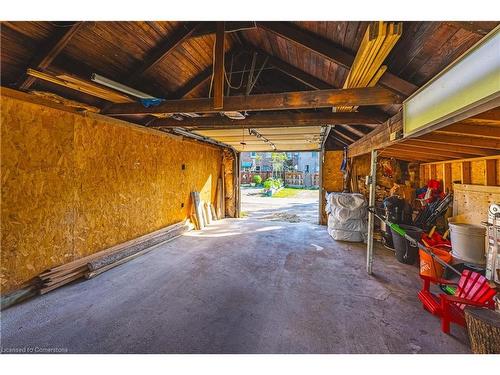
(336, 21, 402, 112)
(37, 220, 193, 294)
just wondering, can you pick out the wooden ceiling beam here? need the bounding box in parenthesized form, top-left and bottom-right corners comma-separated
(404, 139, 499, 156)
(104, 86, 402, 116)
(464, 107, 500, 125)
(348, 112, 403, 157)
(385, 144, 469, 159)
(435, 124, 500, 139)
(256, 21, 418, 97)
(129, 22, 202, 83)
(415, 133, 500, 149)
(18, 22, 83, 91)
(150, 110, 387, 129)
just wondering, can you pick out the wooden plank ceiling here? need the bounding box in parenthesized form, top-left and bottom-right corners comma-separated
(349, 107, 500, 163)
(1, 21, 498, 151)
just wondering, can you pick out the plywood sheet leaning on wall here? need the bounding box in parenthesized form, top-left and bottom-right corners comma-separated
(1, 91, 223, 293)
(223, 149, 236, 217)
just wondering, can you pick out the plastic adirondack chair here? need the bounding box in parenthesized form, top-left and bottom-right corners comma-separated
(418, 270, 497, 334)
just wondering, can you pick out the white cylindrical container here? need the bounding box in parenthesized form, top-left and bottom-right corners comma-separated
(449, 222, 486, 265)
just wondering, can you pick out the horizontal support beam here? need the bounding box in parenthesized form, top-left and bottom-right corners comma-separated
(104, 87, 402, 116)
(348, 112, 403, 157)
(150, 110, 387, 129)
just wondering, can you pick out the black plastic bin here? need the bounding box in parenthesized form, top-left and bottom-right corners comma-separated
(391, 224, 423, 265)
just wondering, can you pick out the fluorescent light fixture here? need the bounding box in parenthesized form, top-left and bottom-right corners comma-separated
(91, 73, 156, 99)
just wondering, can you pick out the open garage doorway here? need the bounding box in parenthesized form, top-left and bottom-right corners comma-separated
(239, 151, 320, 224)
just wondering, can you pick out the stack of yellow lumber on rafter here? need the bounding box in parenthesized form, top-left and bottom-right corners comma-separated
(336, 21, 402, 112)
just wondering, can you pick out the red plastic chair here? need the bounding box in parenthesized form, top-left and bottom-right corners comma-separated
(418, 270, 497, 334)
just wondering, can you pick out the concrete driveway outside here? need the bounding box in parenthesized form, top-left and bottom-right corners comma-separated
(241, 187, 319, 224)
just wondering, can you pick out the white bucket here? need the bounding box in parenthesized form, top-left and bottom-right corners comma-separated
(449, 222, 486, 265)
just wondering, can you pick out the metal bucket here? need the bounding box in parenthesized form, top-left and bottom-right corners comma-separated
(449, 222, 486, 265)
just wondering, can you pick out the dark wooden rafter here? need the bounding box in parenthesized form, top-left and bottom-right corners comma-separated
(213, 22, 225, 109)
(18, 22, 83, 91)
(128, 22, 202, 84)
(256, 21, 418, 97)
(170, 67, 212, 98)
(340, 124, 368, 138)
(245, 45, 331, 90)
(103, 86, 402, 116)
(332, 125, 361, 143)
(169, 49, 236, 99)
(149, 110, 388, 129)
(331, 129, 357, 144)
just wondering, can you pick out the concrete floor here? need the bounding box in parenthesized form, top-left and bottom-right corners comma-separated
(241, 187, 319, 224)
(0, 218, 469, 353)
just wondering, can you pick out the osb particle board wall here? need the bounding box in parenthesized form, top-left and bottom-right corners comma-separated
(322, 151, 344, 192)
(420, 157, 500, 190)
(320, 151, 344, 224)
(1, 93, 223, 293)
